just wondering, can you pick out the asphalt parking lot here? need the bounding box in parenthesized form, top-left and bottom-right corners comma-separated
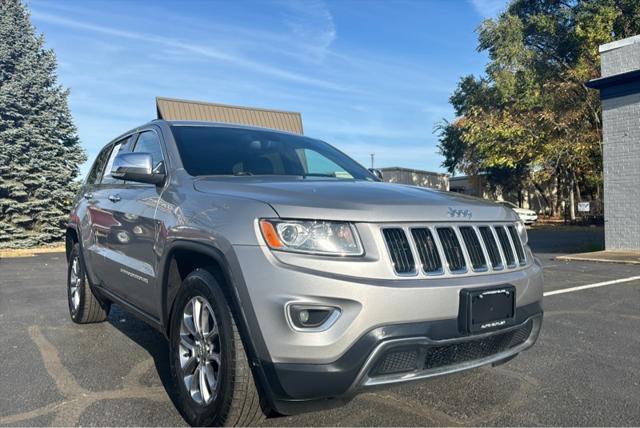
(1, 226, 638, 426)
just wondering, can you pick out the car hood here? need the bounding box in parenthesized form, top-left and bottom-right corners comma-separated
(193, 177, 516, 223)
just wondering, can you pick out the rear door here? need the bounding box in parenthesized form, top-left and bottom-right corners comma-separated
(77, 144, 114, 283)
(96, 128, 168, 318)
(86, 137, 132, 288)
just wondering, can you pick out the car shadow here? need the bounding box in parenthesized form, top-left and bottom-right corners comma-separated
(107, 305, 182, 414)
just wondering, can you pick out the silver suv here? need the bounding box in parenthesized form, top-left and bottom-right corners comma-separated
(66, 121, 543, 426)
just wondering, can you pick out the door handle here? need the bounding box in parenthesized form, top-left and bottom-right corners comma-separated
(83, 193, 93, 200)
(108, 194, 121, 203)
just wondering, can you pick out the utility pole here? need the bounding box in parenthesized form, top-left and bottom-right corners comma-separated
(370, 153, 375, 169)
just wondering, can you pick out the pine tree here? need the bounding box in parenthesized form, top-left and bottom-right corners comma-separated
(0, 0, 85, 248)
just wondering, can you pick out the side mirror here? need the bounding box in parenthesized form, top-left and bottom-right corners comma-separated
(369, 168, 383, 180)
(111, 152, 164, 185)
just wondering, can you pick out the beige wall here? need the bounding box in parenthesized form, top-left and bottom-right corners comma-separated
(156, 97, 304, 134)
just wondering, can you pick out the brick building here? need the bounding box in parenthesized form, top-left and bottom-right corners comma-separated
(587, 35, 640, 251)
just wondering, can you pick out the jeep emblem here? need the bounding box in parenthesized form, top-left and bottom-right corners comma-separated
(448, 207, 473, 219)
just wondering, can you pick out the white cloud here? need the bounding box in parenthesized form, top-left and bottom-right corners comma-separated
(470, 0, 508, 19)
(279, 0, 336, 62)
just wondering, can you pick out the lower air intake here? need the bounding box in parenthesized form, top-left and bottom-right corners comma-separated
(424, 321, 532, 369)
(372, 349, 419, 375)
(369, 320, 534, 377)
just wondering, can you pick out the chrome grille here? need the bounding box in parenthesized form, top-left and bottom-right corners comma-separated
(382, 228, 415, 274)
(459, 227, 487, 271)
(478, 226, 502, 269)
(507, 225, 526, 265)
(495, 226, 516, 267)
(382, 223, 527, 277)
(437, 227, 466, 272)
(411, 228, 442, 274)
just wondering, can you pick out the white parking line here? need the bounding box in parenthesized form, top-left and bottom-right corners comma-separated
(544, 276, 640, 296)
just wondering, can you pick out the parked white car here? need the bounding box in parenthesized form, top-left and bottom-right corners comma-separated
(499, 201, 538, 225)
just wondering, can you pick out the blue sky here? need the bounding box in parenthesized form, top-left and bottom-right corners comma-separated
(29, 0, 507, 176)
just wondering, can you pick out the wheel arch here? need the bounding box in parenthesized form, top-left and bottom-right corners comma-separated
(65, 225, 79, 262)
(163, 243, 221, 329)
(159, 240, 280, 410)
(160, 240, 270, 361)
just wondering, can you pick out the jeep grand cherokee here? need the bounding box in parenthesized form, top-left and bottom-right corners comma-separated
(65, 120, 543, 426)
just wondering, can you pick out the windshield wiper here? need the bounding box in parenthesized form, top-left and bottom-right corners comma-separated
(233, 171, 253, 176)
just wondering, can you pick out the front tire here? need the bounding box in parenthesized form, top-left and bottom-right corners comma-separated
(169, 269, 265, 426)
(67, 243, 110, 323)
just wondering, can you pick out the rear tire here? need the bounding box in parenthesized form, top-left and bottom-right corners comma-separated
(67, 243, 110, 323)
(169, 269, 265, 426)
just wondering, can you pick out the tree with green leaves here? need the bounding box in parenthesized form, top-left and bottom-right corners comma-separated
(437, 0, 640, 218)
(0, 0, 85, 248)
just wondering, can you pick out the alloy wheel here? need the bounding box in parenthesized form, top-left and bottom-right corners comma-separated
(69, 256, 81, 313)
(179, 296, 222, 406)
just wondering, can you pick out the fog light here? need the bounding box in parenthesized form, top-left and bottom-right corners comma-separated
(288, 304, 340, 331)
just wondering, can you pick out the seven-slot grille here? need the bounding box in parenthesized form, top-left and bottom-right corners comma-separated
(495, 227, 516, 267)
(436, 228, 466, 272)
(459, 227, 487, 271)
(383, 224, 526, 276)
(479, 226, 503, 269)
(411, 228, 442, 274)
(382, 228, 416, 274)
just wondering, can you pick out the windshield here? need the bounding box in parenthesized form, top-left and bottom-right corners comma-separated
(171, 125, 374, 180)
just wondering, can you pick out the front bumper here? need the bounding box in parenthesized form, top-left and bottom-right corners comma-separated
(230, 243, 544, 414)
(234, 244, 543, 364)
(266, 303, 542, 414)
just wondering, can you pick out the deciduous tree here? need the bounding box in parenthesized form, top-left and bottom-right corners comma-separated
(437, 0, 640, 217)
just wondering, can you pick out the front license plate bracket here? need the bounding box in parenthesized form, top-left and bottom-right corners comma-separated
(458, 285, 516, 333)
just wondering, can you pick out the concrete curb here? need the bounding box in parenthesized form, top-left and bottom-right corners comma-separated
(556, 252, 640, 265)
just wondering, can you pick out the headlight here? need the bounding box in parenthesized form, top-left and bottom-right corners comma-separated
(515, 221, 528, 245)
(259, 219, 364, 256)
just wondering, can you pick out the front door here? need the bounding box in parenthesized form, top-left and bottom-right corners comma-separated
(96, 128, 167, 318)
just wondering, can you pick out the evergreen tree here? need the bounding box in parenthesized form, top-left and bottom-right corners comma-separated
(0, 0, 85, 248)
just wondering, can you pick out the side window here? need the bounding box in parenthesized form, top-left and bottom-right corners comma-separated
(86, 146, 111, 185)
(133, 131, 165, 174)
(99, 141, 124, 185)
